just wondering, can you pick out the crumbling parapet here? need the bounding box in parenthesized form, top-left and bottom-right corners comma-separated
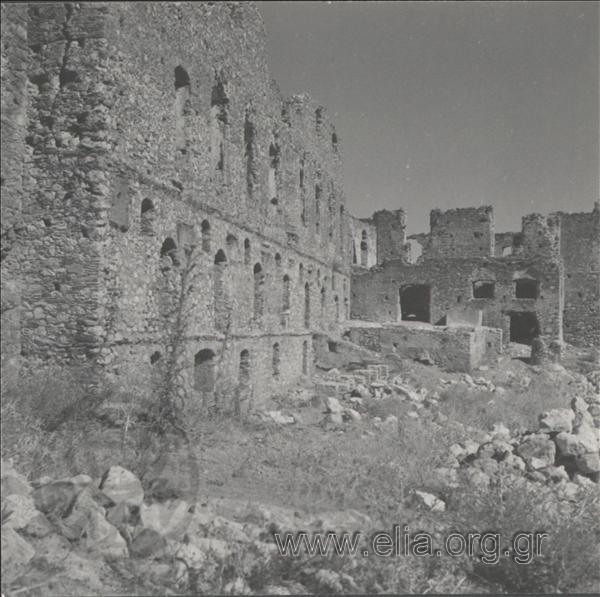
(373, 209, 406, 264)
(521, 213, 561, 259)
(426, 206, 495, 259)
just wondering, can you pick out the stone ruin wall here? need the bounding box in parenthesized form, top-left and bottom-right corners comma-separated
(555, 205, 600, 347)
(351, 255, 564, 344)
(1, 4, 29, 389)
(0, 2, 353, 406)
(352, 203, 599, 349)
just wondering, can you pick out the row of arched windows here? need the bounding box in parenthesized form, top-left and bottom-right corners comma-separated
(183, 339, 310, 397)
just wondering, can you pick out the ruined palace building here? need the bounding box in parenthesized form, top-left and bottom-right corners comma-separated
(2, 3, 598, 405)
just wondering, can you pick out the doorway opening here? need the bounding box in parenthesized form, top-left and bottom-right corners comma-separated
(509, 311, 540, 345)
(400, 284, 431, 323)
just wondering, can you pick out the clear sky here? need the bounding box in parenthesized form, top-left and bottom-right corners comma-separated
(256, 1, 599, 234)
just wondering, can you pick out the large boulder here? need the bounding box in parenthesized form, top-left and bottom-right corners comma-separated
(538, 409, 575, 434)
(516, 434, 556, 470)
(129, 527, 167, 559)
(1, 494, 38, 530)
(555, 423, 599, 457)
(140, 499, 192, 540)
(575, 452, 600, 474)
(1, 527, 35, 584)
(99, 466, 144, 507)
(32, 481, 79, 518)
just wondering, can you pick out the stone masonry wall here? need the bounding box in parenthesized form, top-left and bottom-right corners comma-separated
(1, 2, 353, 406)
(351, 256, 563, 344)
(554, 204, 600, 347)
(425, 206, 495, 259)
(1, 4, 29, 389)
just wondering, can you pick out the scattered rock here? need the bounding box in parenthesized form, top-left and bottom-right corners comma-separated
(414, 490, 446, 512)
(324, 396, 343, 414)
(343, 408, 362, 422)
(1, 527, 35, 584)
(32, 480, 78, 518)
(555, 423, 599, 457)
(2, 494, 38, 530)
(140, 499, 192, 540)
(516, 434, 556, 470)
(266, 410, 295, 425)
(100, 466, 144, 507)
(130, 527, 167, 559)
(23, 512, 54, 538)
(539, 409, 575, 434)
(1, 472, 32, 497)
(575, 452, 600, 474)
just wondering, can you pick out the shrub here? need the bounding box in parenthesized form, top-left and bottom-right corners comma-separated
(448, 474, 600, 593)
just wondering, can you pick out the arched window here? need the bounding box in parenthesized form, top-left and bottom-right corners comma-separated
(282, 274, 291, 312)
(160, 237, 179, 267)
(299, 263, 304, 284)
(268, 142, 280, 205)
(194, 349, 216, 394)
(275, 253, 282, 267)
(253, 263, 265, 320)
(201, 219, 211, 253)
(211, 79, 228, 171)
(320, 286, 326, 317)
(334, 295, 340, 321)
(344, 297, 349, 320)
(244, 109, 257, 195)
(360, 230, 368, 266)
(174, 66, 191, 154)
(332, 131, 338, 152)
(141, 198, 155, 235)
(226, 234, 238, 258)
(244, 238, 251, 265)
(214, 249, 228, 331)
(272, 343, 281, 377)
(304, 282, 311, 328)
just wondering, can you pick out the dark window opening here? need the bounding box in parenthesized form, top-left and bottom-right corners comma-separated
(174, 67, 191, 153)
(141, 198, 155, 234)
(268, 142, 280, 204)
(302, 340, 309, 375)
(400, 284, 431, 323)
(275, 253, 282, 267)
(473, 280, 495, 299)
(304, 282, 311, 328)
(282, 274, 291, 312)
(334, 295, 340, 321)
(244, 110, 257, 195)
(150, 351, 162, 365)
(160, 237, 179, 266)
(332, 132, 338, 151)
(515, 278, 539, 299)
(174, 66, 190, 89)
(211, 80, 228, 170)
(272, 343, 281, 377)
(226, 233, 238, 251)
(509, 311, 540, 345)
(352, 241, 358, 264)
(194, 349, 216, 393)
(253, 263, 265, 320)
(315, 107, 323, 131)
(328, 340, 338, 353)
